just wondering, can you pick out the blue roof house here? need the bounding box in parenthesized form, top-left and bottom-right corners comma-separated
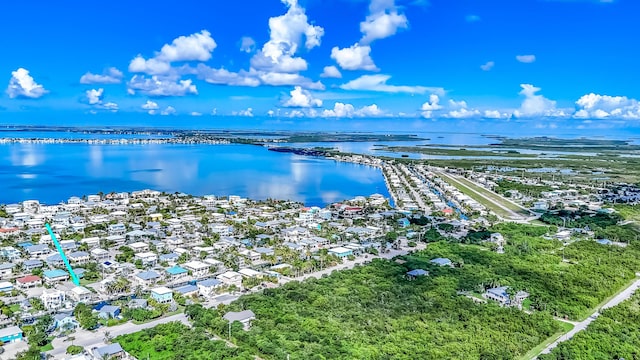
(0, 326, 23, 343)
(98, 305, 121, 319)
(397, 218, 410, 228)
(406, 269, 429, 279)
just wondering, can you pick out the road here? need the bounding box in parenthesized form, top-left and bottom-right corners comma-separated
(536, 278, 640, 358)
(48, 313, 189, 359)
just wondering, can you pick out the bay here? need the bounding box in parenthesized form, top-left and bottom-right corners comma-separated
(0, 142, 388, 206)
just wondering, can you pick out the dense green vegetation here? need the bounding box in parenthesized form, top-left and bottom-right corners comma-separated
(494, 179, 554, 198)
(119, 223, 640, 359)
(540, 292, 640, 360)
(115, 322, 255, 360)
(376, 146, 536, 158)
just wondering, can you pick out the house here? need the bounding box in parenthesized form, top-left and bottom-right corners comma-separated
(68, 251, 91, 265)
(128, 242, 149, 253)
(92, 343, 128, 360)
(54, 313, 78, 331)
(165, 265, 189, 283)
(23, 259, 44, 271)
(70, 286, 93, 303)
(134, 252, 158, 266)
(81, 237, 101, 249)
(150, 286, 174, 304)
(0, 263, 15, 279)
(174, 284, 199, 297)
(397, 218, 410, 228)
(91, 248, 110, 261)
(482, 286, 529, 307)
(223, 310, 256, 330)
(238, 268, 263, 278)
(217, 271, 243, 287)
(108, 223, 126, 236)
(159, 253, 180, 265)
(26, 244, 51, 257)
(43, 269, 70, 284)
(128, 298, 148, 309)
(183, 260, 210, 279)
(490, 233, 504, 244)
(406, 269, 429, 280)
(0, 326, 23, 343)
(41, 288, 67, 310)
(0, 281, 13, 293)
(430, 258, 453, 267)
(328, 247, 353, 258)
(16, 275, 42, 289)
(134, 270, 162, 287)
(197, 279, 222, 297)
(98, 305, 121, 319)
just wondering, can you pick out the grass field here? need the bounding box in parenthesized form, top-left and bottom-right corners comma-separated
(436, 172, 519, 219)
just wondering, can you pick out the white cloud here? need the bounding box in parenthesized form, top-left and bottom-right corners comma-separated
(360, 0, 408, 44)
(331, 44, 378, 71)
(448, 99, 468, 109)
(103, 102, 119, 112)
(156, 30, 217, 62)
(250, 0, 324, 73)
(80, 67, 123, 84)
(240, 36, 256, 53)
(573, 93, 640, 120)
(320, 66, 342, 78)
(513, 84, 565, 118)
(483, 110, 509, 119)
(141, 100, 159, 114)
(283, 86, 322, 107)
(86, 88, 104, 105)
(340, 74, 440, 94)
(127, 75, 197, 97)
(480, 61, 495, 71)
(160, 106, 177, 116)
(420, 94, 442, 118)
(6, 68, 48, 99)
(129, 30, 216, 76)
(447, 107, 481, 118)
(195, 64, 261, 87)
(516, 55, 536, 63)
(190, 111, 203, 116)
(257, 71, 324, 90)
(233, 107, 254, 117)
(321, 102, 385, 118)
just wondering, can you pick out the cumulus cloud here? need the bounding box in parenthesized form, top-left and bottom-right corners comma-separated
(160, 106, 177, 116)
(516, 54, 536, 63)
(141, 100, 159, 114)
(282, 86, 322, 107)
(195, 64, 261, 87)
(480, 61, 495, 71)
(86, 88, 104, 105)
(513, 84, 565, 118)
(483, 110, 509, 119)
(360, 0, 408, 44)
(340, 74, 440, 94)
(103, 102, 119, 112)
(573, 93, 640, 120)
(157, 31, 216, 62)
(420, 94, 442, 118)
(233, 107, 254, 117)
(80, 67, 124, 84)
(250, 0, 324, 73)
(331, 44, 378, 71)
(321, 102, 384, 118)
(6, 68, 48, 99)
(257, 71, 324, 90)
(240, 36, 256, 53)
(320, 65, 342, 78)
(447, 107, 481, 118)
(129, 30, 216, 76)
(127, 75, 197, 97)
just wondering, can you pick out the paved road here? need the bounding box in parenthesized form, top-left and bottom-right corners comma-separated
(48, 313, 189, 359)
(536, 278, 640, 358)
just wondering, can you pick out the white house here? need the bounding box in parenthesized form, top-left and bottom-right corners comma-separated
(217, 271, 243, 287)
(183, 260, 210, 279)
(41, 288, 67, 310)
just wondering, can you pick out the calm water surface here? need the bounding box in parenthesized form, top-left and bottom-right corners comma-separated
(0, 143, 388, 206)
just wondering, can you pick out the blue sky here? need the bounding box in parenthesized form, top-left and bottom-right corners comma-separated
(1, 0, 639, 123)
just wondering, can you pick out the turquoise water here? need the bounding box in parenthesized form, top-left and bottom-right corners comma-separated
(0, 142, 388, 206)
